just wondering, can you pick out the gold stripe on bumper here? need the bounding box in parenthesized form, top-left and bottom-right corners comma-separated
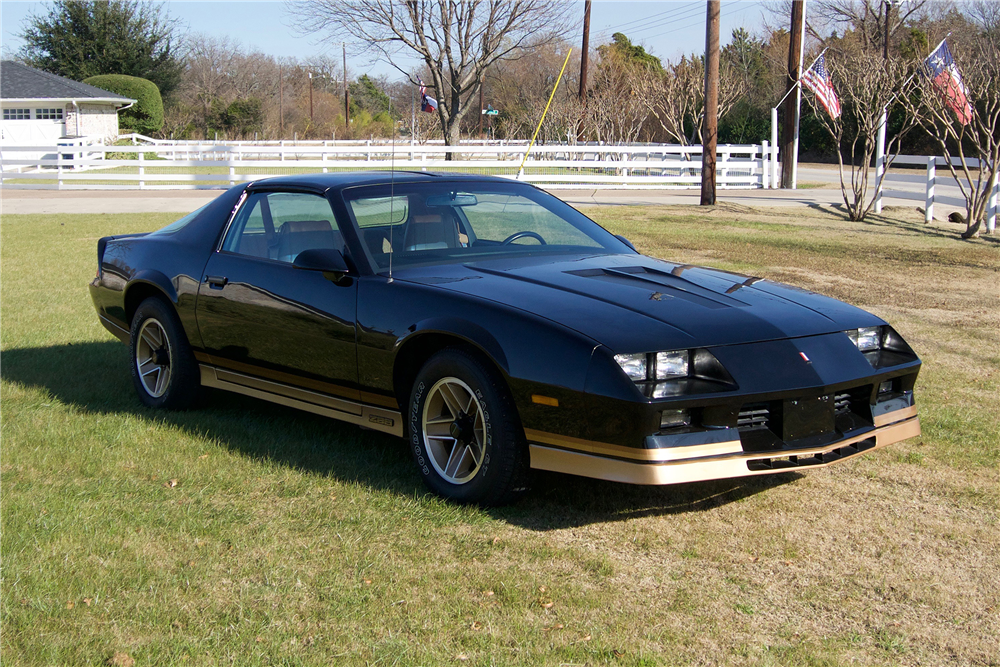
(529, 416, 920, 486)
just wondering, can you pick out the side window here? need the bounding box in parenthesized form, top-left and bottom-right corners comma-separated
(222, 192, 346, 264)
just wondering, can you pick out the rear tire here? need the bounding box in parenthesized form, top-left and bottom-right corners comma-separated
(129, 297, 200, 410)
(408, 349, 529, 506)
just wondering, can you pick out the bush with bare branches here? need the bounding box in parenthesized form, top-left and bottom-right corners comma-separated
(801, 47, 918, 221)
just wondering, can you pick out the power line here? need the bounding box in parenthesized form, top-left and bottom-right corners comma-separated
(627, 4, 706, 37)
(600, 2, 700, 34)
(645, 1, 763, 41)
(590, 4, 703, 48)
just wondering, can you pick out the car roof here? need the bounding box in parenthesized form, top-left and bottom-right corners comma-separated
(247, 170, 516, 193)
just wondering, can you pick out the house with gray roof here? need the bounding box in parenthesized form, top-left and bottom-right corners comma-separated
(1, 60, 136, 146)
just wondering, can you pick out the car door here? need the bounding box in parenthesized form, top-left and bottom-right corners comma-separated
(195, 189, 360, 400)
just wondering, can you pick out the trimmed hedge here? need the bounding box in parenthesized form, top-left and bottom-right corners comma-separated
(83, 74, 163, 135)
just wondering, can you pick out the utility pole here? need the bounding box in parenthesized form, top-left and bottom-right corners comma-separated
(701, 0, 720, 206)
(579, 0, 592, 101)
(343, 42, 350, 128)
(781, 0, 805, 189)
(279, 64, 284, 138)
(309, 72, 314, 123)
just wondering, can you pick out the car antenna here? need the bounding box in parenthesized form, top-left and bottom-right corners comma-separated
(387, 91, 395, 283)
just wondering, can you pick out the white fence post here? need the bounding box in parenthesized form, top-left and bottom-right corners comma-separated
(761, 141, 769, 189)
(924, 156, 935, 224)
(138, 150, 145, 190)
(987, 169, 998, 234)
(874, 108, 887, 214)
(770, 107, 779, 188)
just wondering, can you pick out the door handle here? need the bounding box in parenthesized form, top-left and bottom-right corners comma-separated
(206, 275, 228, 288)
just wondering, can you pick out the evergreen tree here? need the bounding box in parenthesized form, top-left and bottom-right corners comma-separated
(17, 0, 182, 98)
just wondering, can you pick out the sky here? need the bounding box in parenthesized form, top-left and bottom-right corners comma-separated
(1, 1, 773, 79)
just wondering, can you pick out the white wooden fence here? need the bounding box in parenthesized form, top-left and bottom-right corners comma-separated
(0, 138, 774, 191)
(876, 154, 998, 233)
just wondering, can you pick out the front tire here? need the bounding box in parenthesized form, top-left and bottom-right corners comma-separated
(408, 349, 529, 506)
(129, 297, 200, 410)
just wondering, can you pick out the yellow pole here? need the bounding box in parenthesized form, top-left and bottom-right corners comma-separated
(518, 48, 573, 177)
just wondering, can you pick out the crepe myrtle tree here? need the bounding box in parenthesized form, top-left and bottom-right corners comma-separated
(802, 49, 919, 222)
(901, 35, 1000, 238)
(288, 0, 572, 152)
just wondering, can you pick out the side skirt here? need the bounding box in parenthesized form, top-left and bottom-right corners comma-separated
(199, 365, 403, 438)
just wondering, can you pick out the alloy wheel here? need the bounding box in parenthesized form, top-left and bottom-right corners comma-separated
(421, 377, 487, 484)
(135, 318, 171, 398)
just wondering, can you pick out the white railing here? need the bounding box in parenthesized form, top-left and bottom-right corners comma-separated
(880, 154, 997, 233)
(1, 140, 773, 191)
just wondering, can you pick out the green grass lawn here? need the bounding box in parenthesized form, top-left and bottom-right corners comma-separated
(2, 204, 998, 666)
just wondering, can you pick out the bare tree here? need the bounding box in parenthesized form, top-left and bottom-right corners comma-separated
(770, 0, 933, 47)
(803, 48, 918, 221)
(584, 49, 649, 144)
(180, 35, 243, 128)
(902, 34, 1000, 237)
(287, 0, 572, 150)
(642, 55, 743, 146)
(488, 40, 582, 143)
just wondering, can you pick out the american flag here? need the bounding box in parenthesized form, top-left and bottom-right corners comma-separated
(419, 80, 438, 114)
(801, 53, 841, 119)
(923, 40, 973, 125)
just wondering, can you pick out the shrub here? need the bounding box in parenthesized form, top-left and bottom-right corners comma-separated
(83, 74, 164, 135)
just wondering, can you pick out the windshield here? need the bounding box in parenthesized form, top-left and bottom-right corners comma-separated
(343, 181, 632, 271)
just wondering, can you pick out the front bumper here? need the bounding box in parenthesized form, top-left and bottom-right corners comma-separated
(526, 404, 919, 485)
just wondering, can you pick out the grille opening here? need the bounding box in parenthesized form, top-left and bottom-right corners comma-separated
(834, 392, 851, 416)
(746, 438, 876, 471)
(737, 403, 769, 430)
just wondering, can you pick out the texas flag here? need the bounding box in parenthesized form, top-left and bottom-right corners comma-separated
(419, 80, 438, 114)
(923, 40, 973, 125)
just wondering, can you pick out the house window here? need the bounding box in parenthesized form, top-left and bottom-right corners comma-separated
(36, 108, 64, 120)
(3, 109, 31, 120)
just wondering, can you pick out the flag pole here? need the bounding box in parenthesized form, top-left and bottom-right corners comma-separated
(518, 48, 572, 178)
(883, 32, 951, 110)
(775, 46, 828, 109)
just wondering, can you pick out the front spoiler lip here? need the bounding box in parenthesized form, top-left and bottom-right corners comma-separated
(527, 411, 920, 486)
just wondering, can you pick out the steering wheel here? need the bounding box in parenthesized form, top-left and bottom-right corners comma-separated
(500, 231, 547, 245)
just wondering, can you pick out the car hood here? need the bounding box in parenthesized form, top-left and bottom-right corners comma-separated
(395, 253, 883, 352)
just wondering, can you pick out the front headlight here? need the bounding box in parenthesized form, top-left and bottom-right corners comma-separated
(845, 326, 918, 368)
(655, 350, 689, 379)
(614, 348, 735, 396)
(613, 353, 647, 382)
(848, 326, 881, 352)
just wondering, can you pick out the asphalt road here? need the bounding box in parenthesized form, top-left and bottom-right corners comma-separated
(0, 164, 970, 216)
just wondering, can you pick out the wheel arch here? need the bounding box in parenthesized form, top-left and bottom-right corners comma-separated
(124, 271, 178, 326)
(392, 319, 510, 413)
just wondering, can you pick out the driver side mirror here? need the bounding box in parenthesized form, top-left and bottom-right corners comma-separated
(293, 248, 350, 283)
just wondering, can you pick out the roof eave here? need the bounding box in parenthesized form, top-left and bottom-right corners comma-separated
(1, 97, 136, 105)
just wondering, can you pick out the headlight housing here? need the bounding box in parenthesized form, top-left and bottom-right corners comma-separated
(845, 326, 917, 369)
(614, 348, 736, 398)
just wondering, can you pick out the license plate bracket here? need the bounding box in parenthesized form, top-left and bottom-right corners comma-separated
(782, 395, 835, 441)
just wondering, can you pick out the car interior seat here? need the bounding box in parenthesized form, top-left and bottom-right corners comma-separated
(403, 209, 460, 251)
(276, 220, 344, 263)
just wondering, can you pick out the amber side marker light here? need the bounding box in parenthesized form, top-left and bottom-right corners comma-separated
(531, 395, 560, 407)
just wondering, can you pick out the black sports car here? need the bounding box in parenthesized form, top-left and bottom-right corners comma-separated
(90, 173, 921, 505)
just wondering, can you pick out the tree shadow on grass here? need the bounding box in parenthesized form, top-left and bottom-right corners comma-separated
(2, 341, 794, 529)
